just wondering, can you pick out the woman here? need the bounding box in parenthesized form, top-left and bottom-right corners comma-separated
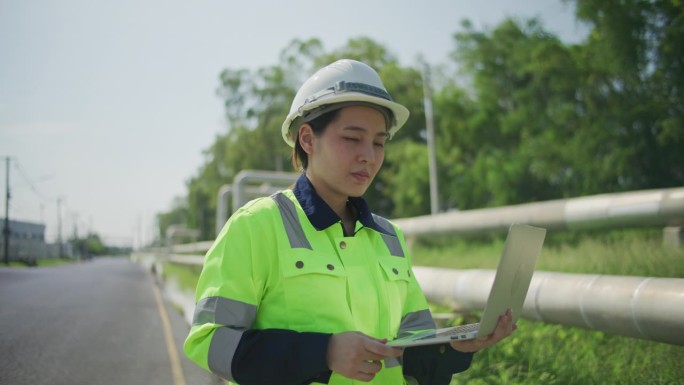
(184, 59, 515, 384)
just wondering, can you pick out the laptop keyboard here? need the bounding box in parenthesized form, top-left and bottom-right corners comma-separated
(435, 323, 480, 337)
(410, 323, 481, 342)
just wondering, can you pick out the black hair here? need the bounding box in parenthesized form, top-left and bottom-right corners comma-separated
(291, 108, 342, 171)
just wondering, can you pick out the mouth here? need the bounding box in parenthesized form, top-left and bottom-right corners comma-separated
(351, 171, 370, 182)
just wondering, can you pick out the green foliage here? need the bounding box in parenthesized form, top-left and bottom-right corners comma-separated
(71, 232, 106, 256)
(446, 19, 590, 207)
(157, 197, 188, 242)
(381, 140, 431, 217)
(159, 1, 684, 241)
(568, 0, 684, 190)
(450, 319, 684, 385)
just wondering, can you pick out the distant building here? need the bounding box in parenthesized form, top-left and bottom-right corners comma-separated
(1, 218, 47, 262)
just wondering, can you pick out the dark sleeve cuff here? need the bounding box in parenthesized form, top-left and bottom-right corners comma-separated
(402, 343, 474, 385)
(232, 329, 332, 385)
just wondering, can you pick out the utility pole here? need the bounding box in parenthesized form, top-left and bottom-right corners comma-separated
(3, 157, 10, 264)
(72, 212, 78, 240)
(72, 212, 79, 260)
(422, 62, 440, 215)
(57, 197, 63, 258)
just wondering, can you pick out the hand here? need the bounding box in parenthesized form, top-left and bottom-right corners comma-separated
(449, 308, 517, 353)
(326, 331, 403, 382)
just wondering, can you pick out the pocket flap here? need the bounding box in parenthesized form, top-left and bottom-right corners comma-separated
(378, 258, 411, 282)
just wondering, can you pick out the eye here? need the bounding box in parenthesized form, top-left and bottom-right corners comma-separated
(373, 142, 385, 148)
(343, 137, 360, 142)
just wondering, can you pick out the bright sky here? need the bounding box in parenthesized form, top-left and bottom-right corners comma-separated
(0, 0, 588, 248)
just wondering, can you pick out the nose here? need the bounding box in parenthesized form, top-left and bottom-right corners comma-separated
(358, 141, 376, 164)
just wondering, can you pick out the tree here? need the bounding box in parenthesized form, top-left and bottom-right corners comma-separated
(441, 19, 583, 208)
(568, 0, 684, 189)
(71, 232, 105, 257)
(157, 196, 189, 242)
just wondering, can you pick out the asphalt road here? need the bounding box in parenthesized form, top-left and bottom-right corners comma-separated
(0, 256, 224, 385)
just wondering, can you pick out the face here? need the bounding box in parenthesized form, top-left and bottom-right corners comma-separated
(299, 105, 388, 208)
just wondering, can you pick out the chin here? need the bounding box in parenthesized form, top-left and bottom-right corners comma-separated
(347, 185, 370, 198)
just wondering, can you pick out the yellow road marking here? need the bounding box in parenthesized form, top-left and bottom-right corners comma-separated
(152, 282, 187, 385)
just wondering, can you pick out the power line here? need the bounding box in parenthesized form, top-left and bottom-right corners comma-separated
(13, 160, 53, 203)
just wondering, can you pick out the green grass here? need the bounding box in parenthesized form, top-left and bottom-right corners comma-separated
(410, 227, 684, 277)
(450, 318, 684, 385)
(409, 227, 684, 385)
(161, 261, 203, 292)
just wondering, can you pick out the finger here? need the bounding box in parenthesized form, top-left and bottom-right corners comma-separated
(496, 310, 513, 327)
(491, 311, 515, 340)
(502, 309, 515, 330)
(363, 348, 402, 362)
(369, 337, 388, 344)
(356, 371, 376, 382)
(363, 339, 403, 358)
(363, 352, 387, 362)
(359, 360, 383, 375)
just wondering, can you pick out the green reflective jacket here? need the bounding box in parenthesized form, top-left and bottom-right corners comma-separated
(184, 189, 436, 384)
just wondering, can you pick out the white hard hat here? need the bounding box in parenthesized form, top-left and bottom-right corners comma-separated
(281, 59, 410, 147)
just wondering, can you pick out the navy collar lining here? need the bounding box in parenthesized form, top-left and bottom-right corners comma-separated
(292, 174, 392, 236)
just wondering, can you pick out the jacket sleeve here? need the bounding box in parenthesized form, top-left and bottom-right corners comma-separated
(232, 329, 332, 384)
(403, 345, 474, 384)
(183, 204, 331, 384)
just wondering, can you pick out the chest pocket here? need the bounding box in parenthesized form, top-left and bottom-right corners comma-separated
(279, 250, 351, 331)
(378, 256, 411, 336)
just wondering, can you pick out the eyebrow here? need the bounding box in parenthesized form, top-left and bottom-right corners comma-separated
(343, 126, 389, 138)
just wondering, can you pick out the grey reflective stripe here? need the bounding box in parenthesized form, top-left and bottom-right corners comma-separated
(387, 310, 436, 368)
(271, 192, 404, 256)
(192, 296, 257, 327)
(271, 192, 313, 250)
(398, 309, 436, 337)
(385, 356, 402, 368)
(372, 214, 405, 257)
(208, 326, 244, 381)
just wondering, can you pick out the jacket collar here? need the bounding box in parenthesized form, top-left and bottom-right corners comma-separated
(292, 173, 392, 236)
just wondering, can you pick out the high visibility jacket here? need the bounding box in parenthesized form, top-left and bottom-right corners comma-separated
(184, 175, 472, 384)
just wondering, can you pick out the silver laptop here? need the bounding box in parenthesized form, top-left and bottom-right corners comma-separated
(388, 223, 546, 347)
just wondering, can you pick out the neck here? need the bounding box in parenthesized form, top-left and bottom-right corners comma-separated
(305, 173, 356, 236)
(305, 172, 349, 219)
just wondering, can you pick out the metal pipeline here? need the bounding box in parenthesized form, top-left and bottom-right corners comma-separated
(394, 187, 684, 236)
(412, 266, 684, 346)
(215, 170, 299, 236)
(231, 170, 298, 213)
(133, 249, 684, 346)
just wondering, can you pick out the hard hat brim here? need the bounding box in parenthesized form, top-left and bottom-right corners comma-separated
(281, 92, 410, 147)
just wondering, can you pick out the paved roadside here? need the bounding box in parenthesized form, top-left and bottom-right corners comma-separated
(0, 256, 224, 385)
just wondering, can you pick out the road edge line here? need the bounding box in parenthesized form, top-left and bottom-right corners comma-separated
(152, 282, 188, 385)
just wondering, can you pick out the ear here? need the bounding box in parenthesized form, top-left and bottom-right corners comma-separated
(298, 124, 315, 154)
